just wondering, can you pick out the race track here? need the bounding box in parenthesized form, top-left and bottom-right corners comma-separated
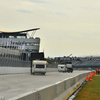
(0, 71, 90, 99)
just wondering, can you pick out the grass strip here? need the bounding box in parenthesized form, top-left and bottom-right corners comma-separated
(73, 75, 100, 100)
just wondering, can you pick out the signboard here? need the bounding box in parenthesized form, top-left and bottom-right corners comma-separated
(55, 57, 100, 61)
(31, 52, 44, 60)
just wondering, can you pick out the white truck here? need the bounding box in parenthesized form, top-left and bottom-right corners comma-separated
(31, 60, 47, 75)
(58, 61, 73, 73)
(66, 61, 73, 73)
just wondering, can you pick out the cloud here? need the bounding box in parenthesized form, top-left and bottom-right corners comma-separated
(80, 6, 98, 11)
(80, 6, 91, 9)
(55, 12, 67, 15)
(17, 9, 33, 13)
(26, 0, 50, 4)
(98, 8, 100, 10)
(1, 0, 100, 57)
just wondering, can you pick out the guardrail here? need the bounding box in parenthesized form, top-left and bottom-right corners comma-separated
(8, 71, 92, 100)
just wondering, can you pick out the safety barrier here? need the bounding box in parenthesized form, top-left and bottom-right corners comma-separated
(0, 67, 58, 74)
(8, 71, 92, 100)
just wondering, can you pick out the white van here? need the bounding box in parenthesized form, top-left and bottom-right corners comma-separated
(31, 60, 47, 75)
(58, 64, 67, 72)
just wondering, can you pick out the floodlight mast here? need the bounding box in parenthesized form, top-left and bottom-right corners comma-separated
(68, 54, 72, 57)
(61, 54, 72, 64)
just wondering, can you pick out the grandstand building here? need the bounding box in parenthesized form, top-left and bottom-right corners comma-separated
(55, 57, 100, 69)
(0, 28, 40, 53)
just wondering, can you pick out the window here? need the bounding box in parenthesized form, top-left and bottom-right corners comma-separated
(36, 65, 45, 68)
(66, 62, 72, 64)
(26, 43, 39, 46)
(17, 36, 25, 38)
(9, 36, 15, 38)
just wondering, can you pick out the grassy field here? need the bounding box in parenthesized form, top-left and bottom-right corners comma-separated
(73, 74, 100, 100)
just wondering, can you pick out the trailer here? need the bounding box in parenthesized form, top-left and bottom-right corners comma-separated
(58, 64, 67, 72)
(31, 60, 47, 75)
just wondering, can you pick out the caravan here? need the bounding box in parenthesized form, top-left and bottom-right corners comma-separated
(58, 64, 67, 72)
(31, 60, 47, 75)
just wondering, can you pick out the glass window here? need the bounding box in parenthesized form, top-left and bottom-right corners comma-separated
(66, 62, 72, 64)
(26, 43, 39, 46)
(9, 36, 15, 38)
(36, 65, 45, 68)
(17, 36, 25, 38)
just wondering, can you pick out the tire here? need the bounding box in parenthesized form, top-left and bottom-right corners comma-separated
(30, 69, 32, 75)
(43, 73, 45, 75)
(41, 73, 45, 75)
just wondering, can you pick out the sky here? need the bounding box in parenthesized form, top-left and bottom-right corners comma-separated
(0, 0, 100, 58)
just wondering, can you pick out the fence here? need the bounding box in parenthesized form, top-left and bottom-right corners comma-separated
(0, 47, 30, 67)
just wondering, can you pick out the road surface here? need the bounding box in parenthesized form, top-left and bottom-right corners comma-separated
(0, 71, 90, 99)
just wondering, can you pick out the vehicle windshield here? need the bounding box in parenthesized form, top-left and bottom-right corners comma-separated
(66, 62, 72, 64)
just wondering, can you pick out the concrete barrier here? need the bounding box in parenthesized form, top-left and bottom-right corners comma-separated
(8, 71, 92, 100)
(62, 74, 87, 100)
(0, 67, 30, 74)
(8, 84, 57, 100)
(0, 67, 58, 75)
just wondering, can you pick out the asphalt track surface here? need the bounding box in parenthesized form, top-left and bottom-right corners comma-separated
(0, 71, 90, 100)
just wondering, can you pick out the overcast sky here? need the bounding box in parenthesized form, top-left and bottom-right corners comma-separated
(0, 0, 100, 57)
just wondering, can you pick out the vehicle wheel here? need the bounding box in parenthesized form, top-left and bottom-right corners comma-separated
(33, 73, 35, 75)
(30, 70, 32, 74)
(42, 73, 45, 75)
(30, 71, 32, 75)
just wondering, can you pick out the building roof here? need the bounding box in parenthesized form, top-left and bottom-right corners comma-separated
(0, 28, 40, 34)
